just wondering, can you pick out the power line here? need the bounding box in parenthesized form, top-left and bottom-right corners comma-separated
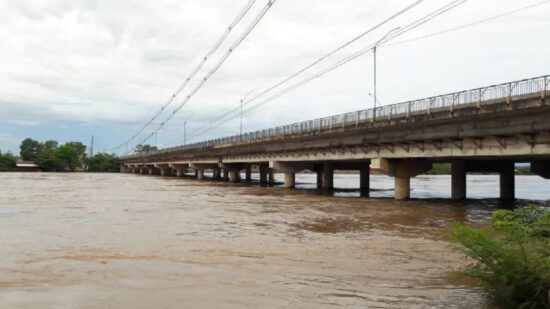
(188, 0, 467, 141)
(382, 0, 550, 48)
(195, 0, 426, 130)
(130, 0, 278, 152)
(111, 0, 258, 152)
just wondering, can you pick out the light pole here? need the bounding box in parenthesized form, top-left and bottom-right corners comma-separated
(240, 88, 258, 138)
(372, 27, 400, 122)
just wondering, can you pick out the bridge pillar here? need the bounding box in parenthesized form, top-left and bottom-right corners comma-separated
(360, 164, 370, 197)
(322, 162, 334, 189)
(259, 165, 268, 184)
(148, 167, 159, 176)
(372, 158, 432, 200)
(268, 169, 275, 184)
(229, 170, 240, 183)
(223, 169, 229, 181)
(140, 167, 146, 175)
(531, 161, 550, 179)
(316, 170, 323, 189)
(197, 169, 204, 180)
(245, 165, 252, 182)
(176, 169, 183, 177)
(500, 162, 515, 200)
(284, 173, 295, 188)
(451, 161, 467, 200)
(395, 177, 411, 201)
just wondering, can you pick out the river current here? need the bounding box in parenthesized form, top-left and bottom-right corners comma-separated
(1, 172, 549, 308)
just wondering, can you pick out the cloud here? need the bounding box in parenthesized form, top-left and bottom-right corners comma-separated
(0, 0, 549, 152)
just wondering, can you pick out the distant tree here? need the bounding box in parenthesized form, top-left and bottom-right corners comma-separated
(20, 138, 43, 161)
(65, 141, 87, 164)
(135, 144, 158, 153)
(0, 151, 17, 171)
(87, 153, 120, 172)
(43, 140, 59, 152)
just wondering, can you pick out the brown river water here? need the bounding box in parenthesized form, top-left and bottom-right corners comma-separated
(1, 172, 549, 308)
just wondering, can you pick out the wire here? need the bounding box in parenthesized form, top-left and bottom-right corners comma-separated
(188, 0, 467, 141)
(110, 0, 257, 152)
(130, 0, 277, 152)
(382, 0, 550, 48)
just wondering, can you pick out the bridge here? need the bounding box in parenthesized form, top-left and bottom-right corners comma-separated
(120, 75, 550, 200)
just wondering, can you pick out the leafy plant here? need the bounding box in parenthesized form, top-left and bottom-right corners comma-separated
(450, 205, 550, 308)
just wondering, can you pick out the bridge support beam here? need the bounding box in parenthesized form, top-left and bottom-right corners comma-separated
(228, 170, 240, 183)
(360, 164, 370, 197)
(395, 177, 411, 201)
(316, 170, 323, 189)
(322, 162, 334, 189)
(268, 169, 275, 184)
(500, 162, 515, 200)
(245, 165, 252, 182)
(373, 158, 432, 200)
(451, 161, 467, 200)
(531, 161, 550, 179)
(259, 165, 268, 184)
(284, 173, 295, 188)
(197, 169, 205, 180)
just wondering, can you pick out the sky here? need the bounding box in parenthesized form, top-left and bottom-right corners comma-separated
(1, 0, 549, 155)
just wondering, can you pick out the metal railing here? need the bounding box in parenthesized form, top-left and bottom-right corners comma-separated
(122, 75, 549, 159)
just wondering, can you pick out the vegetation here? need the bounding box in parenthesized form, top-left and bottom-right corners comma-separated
(516, 165, 534, 175)
(135, 144, 158, 153)
(0, 151, 17, 171)
(87, 153, 120, 172)
(450, 205, 550, 308)
(19, 138, 88, 172)
(426, 163, 451, 175)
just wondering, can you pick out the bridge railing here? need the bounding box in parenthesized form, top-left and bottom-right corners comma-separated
(123, 75, 549, 160)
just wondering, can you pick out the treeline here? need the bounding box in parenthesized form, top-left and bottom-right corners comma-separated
(0, 138, 120, 172)
(0, 151, 17, 171)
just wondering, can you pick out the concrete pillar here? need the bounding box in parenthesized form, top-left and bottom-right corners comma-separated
(451, 161, 466, 200)
(268, 169, 275, 183)
(259, 166, 268, 184)
(223, 169, 230, 181)
(316, 170, 323, 189)
(197, 169, 204, 180)
(140, 168, 145, 175)
(176, 169, 183, 177)
(322, 162, 334, 189)
(229, 170, 240, 183)
(148, 167, 155, 175)
(245, 166, 252, 182)
(284, 173, 295, 188)
(215, 168, 222, 180)
(395, 176, 411, 200)
(500, 162, 515, 200)
(360, 165, 370, 197)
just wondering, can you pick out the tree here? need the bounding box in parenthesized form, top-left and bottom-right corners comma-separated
(20, 138, 43, 161)
(87, 153, 120, 172)
(65, 142, 87, 165)
(0, 151, 17, 171)
(135, 144, 158, 153)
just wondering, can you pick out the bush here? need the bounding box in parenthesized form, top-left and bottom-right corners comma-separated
(87, 153, 120, 172)
(0, 151, 17, 171)
(450, 205, 550, 308)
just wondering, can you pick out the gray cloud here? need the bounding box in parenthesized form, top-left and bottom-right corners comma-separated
(0, 0, 549, 150)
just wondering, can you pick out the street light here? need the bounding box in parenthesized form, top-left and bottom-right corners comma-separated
(182, 113, 194, 146)
(240, 88, 258, 137)
(372, 27, 401, 122)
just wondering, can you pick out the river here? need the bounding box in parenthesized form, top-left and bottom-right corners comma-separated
(0, 172, 549, 308)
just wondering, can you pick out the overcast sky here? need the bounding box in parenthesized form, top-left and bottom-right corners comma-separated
(1, 0, 549, 154)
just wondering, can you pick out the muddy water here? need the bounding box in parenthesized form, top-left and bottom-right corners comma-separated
(0, 173, 548, 308)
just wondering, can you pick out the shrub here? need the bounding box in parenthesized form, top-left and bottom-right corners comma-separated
(450, 205, 550, 308)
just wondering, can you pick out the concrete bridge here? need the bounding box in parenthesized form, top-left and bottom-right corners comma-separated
(120, 75, 550, 200)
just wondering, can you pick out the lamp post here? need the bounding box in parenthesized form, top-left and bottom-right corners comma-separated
(372, 27, 401, 122)
(240, 88, 258, 138)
